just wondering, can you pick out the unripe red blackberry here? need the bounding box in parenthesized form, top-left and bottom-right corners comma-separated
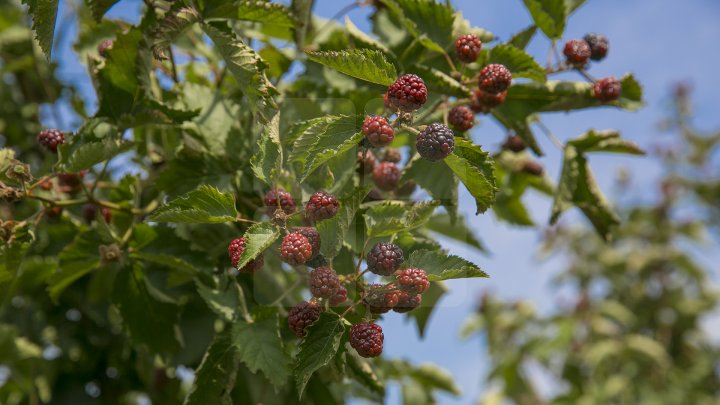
(264, 188, 296, 218)
(349, 322, 384, 358)
(309, 266, 340, 299)
(330, 285, 348, 306)
(293, 227, 320, 258)
(470, 89, 507, 113)
(362, 116, 395, 147)
(305, 191, 339, 222)
(593, 77, 622, 102)
(82, 204, 111, 224)
(367, 242, 404, 276)
(357, 150, 376, 174)
(382, 148, 402, 163)
(372, 162, 401, 191)
(37, 129, 64, 152)
(364, 283, 400, 314)
(417, 123, 455, 162)
(280, 232, 313, 265)
(288, 300, 322, 337)
(227, 237, 264, 273)
(395, 268, 430, 294)
(454, 34, 482, 64)
(521, 160, 544, 176)
(57, 172, 84, 194)
(584, 33, 608, 61)
(502, 135, 526, 153)
(563, 39, 591, 67)
(448, 106, 475, 132)
(393, 292, 422, 313)
(97, 39, 114, 57)
(384, 74, 428, 113)
(478, 64, 512, 94)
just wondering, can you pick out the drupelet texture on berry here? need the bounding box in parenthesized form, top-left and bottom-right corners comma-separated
(305, 191, 339, 222)
(563, 39, 591, 67)
(372, 162, 401, 191)
(357, 150, 376, 174)
(417, 123, 455, 161)
(288, 300, 322, 337)
(367, 242, 404, 276)
(584, 33, 609, 61)
(228, 237, 264, 273)
(37, 129, 64, 153)
(502, 135, 527, 152)
(470, 88, 507, 113)
(393, 292, 422, 313)
(330, 286, 348, 306)
(455, 34, 482, 63)
(448, 105, 475, 132)
(280, 232, 313, 265)
(362, 116, 395, 147)
(478, 64, 512, 94)
(309, 266, 341, 299)
(365, 284, 401, 314)
(349, 322, 384, 358)
(264, 188, 296, 218)
(593, 77, 622, 102)
(396, 268, 430, 295)
(294, 227, 320, 258)
(384, 74, 428, 113)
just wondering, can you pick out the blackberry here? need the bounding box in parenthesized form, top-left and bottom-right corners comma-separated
(584, 33, 609, 61)
(294, 227, 320, 258)
(478, 64, 512, 94)
(309, 266, 341, 299)
(362, 116, 395, 147)
(395, 268, 430, 294)
(97, 39, 114, 57)
(349, 322, 384, 358)
(417, 123, 455, 161)
(502, 135, 527, 153)
(288, 300, 322, 337)
(306, 254, 328, 269)
(393, 292, 422, 313)
(264, 188, 296, 218)
(455, 34, 483, 64)
(365, 284, 400, 314)
(57, 172, 85, 194)
(305, 191, 340, 222)
(470, 88, 507, 113)
(384, 74, 428, 113)
(593, 77, 622, 102)
(448, 106, 475, 132)
(521, 161, 544, 176)
(330, 286, 348, 306)
(357, 150, 377, 174)
(280, 232, 313, 265)
(382, 148, 402, 163)
(37, 129, 64, 152)
(372, 162, 401, 191)
(563, 39, 591, 67)
(227, 237, 264, 273)
(367, 242, 404, 276)
(82, 204, 111, 224)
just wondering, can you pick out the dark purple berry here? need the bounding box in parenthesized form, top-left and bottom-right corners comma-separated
(470, 89, 507, 113)
(228, 237, 264, 273)
(309, 266, 340, 299)
(584, 33, 608, 61)
(367, 242, 404, 276)
(364, 283, 400, 314)
(448, 106, 474, 132)
(416, 123, 455, 161)
(593, 77, 622, 102)
(502, 135, 526, 153)
(563, 39, 591, 67)
(37, 129, 64, 153)
(288, 300, 321, 337)
(294, 227, 320, 258)
(393, 292, 422, 313)
(349, 322, 384, 358)
(264, 188, 296, 218)
(330, 286, 348, 306)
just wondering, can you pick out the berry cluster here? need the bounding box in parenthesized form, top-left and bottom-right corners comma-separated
(560, 33, 620, 102)
(227, 237, 264, 273)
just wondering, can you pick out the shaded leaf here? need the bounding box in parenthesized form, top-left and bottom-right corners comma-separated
(232, 311, 291, 388)
(317, 187, 371, 259)
(22, 0, 58, 57)
(251, 112, 283, 185)
(364, 201, 439, 237)
(403, 249, 487, 281)
(204, 0, 296, 27)
(487, 44, 546, 82)
(149, 185, 237, 223)
(522, 0, 566, 39)
(233, 222, 280, 271)
(444, 139, 497, 214)
(306, 49, 397, 86)
(294, 312, 345, 398)
(184, 330, 238, 405)
(47, 230, 100, 302)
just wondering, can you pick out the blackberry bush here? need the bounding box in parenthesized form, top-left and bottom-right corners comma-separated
(594, 76, 622, 102)
(584, 33, 609, 61)
(264, 188, 296, 218)
(448, 106, 475, 132)
(288, 301, 322, 337)
(309, 266, 341, 299)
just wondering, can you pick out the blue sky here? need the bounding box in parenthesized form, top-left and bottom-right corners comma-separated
(47, 0, 720, 403)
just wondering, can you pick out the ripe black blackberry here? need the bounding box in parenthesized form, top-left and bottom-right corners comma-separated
(395, 268, 430, 294)
(357, 150, 377, 174)
(330, 286, 348, 306)
(584, 33, 609, 61)
(384, 74, 428, 113)
(37, 129, 64, 153)
(288, 300, 322, 337)
(593, 77, 622, 102)
(382, 148, 402, 163)
(372, 162, 401, 191)
(305, 191, 339, 222)
(521, 161, 544, 176)
(454, 34, 482, 63)
(362, 116, 395, 147)
(365, 284, 400, 314)
(227, 237, 264, 273)
(417, 123, 455, 161)
(393, 292, 422, 313)
(264, 188, 296, 218)
(563, 39, 591, 67)
(97, 39, 114, 57)
(478, 64, 512, 94)
(349, 322, 384, 358)
(448, 106, 474, 132)
(280, 232, 313, 265)
(470, 89, 507, 113)
(294, 227, 320, 258)
(502, 135, 527, 153)
(367, 242, 404, 276)
(309, 266, 341, 299)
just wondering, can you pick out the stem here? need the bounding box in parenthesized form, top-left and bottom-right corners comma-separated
(270, 276, 303, 306)
(167, 46, 180, 84)
(442, 51, 458, 73)
(577, 68, 597, 83)
(536, 120, 564, 150)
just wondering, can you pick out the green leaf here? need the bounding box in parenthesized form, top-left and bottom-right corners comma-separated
(410, 363, 462, 395)
(317, 187, 371, 259)
(112, 265, 183, 353)
(403, 249, 487, 281)
(233, 222, 280, 271)
(87, 0, 120, 21)
(413, 64, 471, 98)
(184, 330, 238, 405)
(522, 0, 566, 39)
(294, 312, 345, 398)
(132, 252, 198, 277)
(204, 0, 296, 27)
(196, 281, 244, 322)
(386, 0, 455, 53)
(345, 16, 396, 61)
(565, 0, 587, 14)
(444, 139, 497, 214)
(345, 353, 385, 396)
(425, 214, 486, 253)
(156, 150, 233, 197)
(403, 157, 458, 220)
(408, 281, 447, 338)
(291, 0, 314, 47)
(149, 185, 237, 223)
(47, 230, 101, 302)
(508, 25, 537, 50)
(22, 0, 58, 58)
(251, 112, 283, 185)
(487, 44, 546, 82)
(57, 138, 133, 172)
(306, 49, 397, 86)
(567, 129, 644, 155)
(179, 83, 240, 155)
(232, 311, 291, 388)
(364, 201, 439, 237)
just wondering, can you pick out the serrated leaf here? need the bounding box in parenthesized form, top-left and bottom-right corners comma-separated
(233, 222, 280, 271)
(403, 157, 458, 220)
(196, 281, 244, 322)
(22, 0, 58, 58)
(522, 0, 566, 39)
(364, 201, 439, 237)
(345, 16, 396, 61)
(386, 0, 455, 53)
(47, 230, 100, 302)
(294, 312, 345, 398)
(408, 281, 447, 338)
(413, 64, 471, 98)
(251, 112, 282, 185)
(487, 44, 545, 82)
(508, 25, 537, 50)
(184, 330, 238, 405)
(567, 129, 645, 155)
(403, 249, 487, 281)
(232, 312, 291, 388)
(132, 252, 198, 277)
(306, 49, 397, 86)
(317, 187, 371, 259)
(444, 139, 497, 214)
(425, 214, 486, 253)
(57, 138, 133, 172)
(149, 185, 237, 223)
(204, 0, 296, 27)
(156, 151, 233, 197)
